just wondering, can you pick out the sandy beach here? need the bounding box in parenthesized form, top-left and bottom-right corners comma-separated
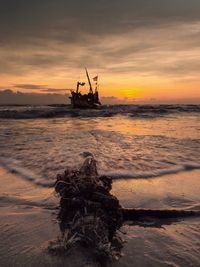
(1, 0, 200, 265)
(0, 167, 104, 267)
(1, 167, 200, 267)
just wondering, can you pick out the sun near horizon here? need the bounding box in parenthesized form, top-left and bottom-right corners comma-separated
(0, 1, 199, 104)
(1, 71, 199, 104)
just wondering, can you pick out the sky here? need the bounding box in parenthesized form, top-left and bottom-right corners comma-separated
(0, 0, 200, 104)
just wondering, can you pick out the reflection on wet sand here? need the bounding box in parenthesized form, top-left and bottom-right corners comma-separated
(1, 167, 200, 267)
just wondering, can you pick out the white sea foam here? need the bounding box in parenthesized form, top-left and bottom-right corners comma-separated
(0, 104, 200, 119)
(0, 106, 199, 187)
(103, 163, 200, 179)
(1, 156, 200, 188)
(0, 157, 54, 187)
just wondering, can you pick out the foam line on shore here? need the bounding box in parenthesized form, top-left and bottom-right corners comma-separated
(103, 162, 200, 179)
(0, 157, 54, 187)
(1, 157, 200, 187)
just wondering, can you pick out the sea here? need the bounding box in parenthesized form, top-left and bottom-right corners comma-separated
(0, 104, 200, 187)
(0, 104, 200, 267)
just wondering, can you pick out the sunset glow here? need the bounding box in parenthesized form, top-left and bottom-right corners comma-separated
(0, 2, 200, 266)
(0, 1, 199, 104)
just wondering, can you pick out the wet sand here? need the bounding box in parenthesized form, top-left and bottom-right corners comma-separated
(0, 168, 98, 267)
(0, 168, 200, 267)
(112, 169, 200, 210)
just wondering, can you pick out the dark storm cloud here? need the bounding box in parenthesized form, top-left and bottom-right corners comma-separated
(0, 0, 200, 45)
(0, 0, 200, 80)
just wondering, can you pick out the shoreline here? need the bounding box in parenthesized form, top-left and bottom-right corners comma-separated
(0, 167, 200, 267)
(0, 167, 101, 267)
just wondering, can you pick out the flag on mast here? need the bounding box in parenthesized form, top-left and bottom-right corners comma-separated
(93, 76, 98, 81)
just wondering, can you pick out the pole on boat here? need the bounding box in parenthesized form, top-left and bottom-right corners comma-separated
(76, 82, 79, 93)
(85, 68, 93, 94)
(93, 75, 98, 93)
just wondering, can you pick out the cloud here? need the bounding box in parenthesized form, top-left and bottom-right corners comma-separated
(0, 0, 199, 99)
(14, 84, 46, 90)
(0, 89, 199, 105)
(42, 88, 72, 93)
(13, 83, 70, 93)
(0, 19, 199, 79)
(1, 1, 200, 45)
(0, 89, 69, 105)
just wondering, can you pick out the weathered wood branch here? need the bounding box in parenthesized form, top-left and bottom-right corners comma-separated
(122, 208, 200, 221)
(52, 156, 200, 260)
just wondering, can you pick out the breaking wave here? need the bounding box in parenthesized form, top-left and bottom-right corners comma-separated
(1, 157, 200, 189)
(0, 104, 200, 119)
(104, 163, 200, 179)
(0, 157, 54, 187)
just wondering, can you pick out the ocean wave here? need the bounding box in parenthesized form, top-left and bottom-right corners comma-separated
(102, 162, 200, 179)
(0, 104, 200, 119)
(1, 157, 200, 188)
(0, 157, 54, 187)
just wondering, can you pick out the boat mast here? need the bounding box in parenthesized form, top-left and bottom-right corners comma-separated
(95, 78, 98, 93)
(85, 68, 93, 94)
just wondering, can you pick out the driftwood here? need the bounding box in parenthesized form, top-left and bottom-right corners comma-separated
(54, 156, 123, 260)
(52, 156, 200, 260)
(123, 208, 200, 220)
